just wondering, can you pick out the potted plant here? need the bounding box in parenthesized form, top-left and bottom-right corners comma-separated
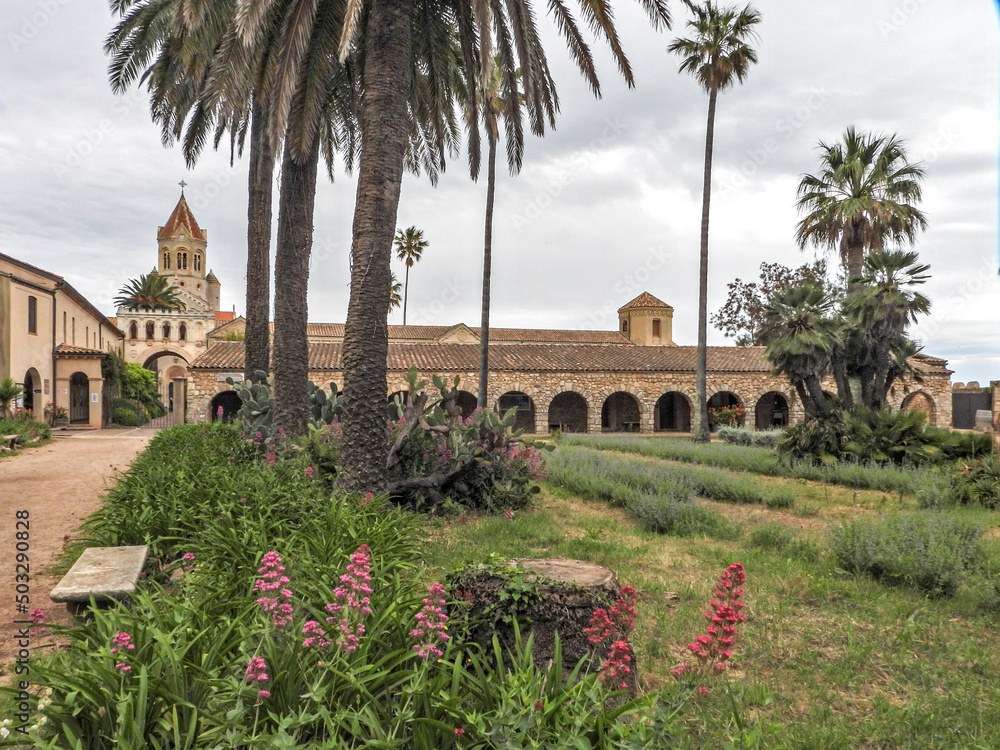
(44, 402, 68, 427)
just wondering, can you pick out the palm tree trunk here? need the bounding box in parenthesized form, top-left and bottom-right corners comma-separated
(477, 131, 497, 410)
(402, 264, 410, 325)
(805, 373, 829, 417)
(693, 88, 718, 443)
(340, 0, 414, 493)
(793, 379, 815, 418)
(846, 222, 864, 294)
(832, 357, 853, 410)
(244, 100, 274, 380)
(271, 136, 320, 437)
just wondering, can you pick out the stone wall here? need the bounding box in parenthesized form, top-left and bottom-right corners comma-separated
(187, 366, 953, 432)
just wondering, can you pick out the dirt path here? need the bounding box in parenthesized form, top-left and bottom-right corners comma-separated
(0, 430, 154, 674)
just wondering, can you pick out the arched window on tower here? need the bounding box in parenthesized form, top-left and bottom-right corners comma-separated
(145, 322, 155, 340)
(162, 322, 171, 339)
(178, 323, 187, 341)
(178, 251, 188, 270)
(162, 250, 171, 270)
(194, 253, 202, 272)
(129, 322, 138, 340)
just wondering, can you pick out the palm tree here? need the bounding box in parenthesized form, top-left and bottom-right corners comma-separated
(475, 58, 523, 409)
(339, 0, 673, 493)
(668, 2, 761, 443)
(843, 248, 930, 408)
(760, 284, 841, 418)
(393, 227, 428, 325)
(389, 271, 403, 315)
(795, 127, 927, 293)
(0, 378, 24, 419)
(114, 273, 187, 312)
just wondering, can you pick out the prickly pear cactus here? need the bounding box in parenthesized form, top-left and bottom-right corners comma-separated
(226, 371, 341, 444)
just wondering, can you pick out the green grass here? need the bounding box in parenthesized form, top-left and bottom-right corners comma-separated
(423, 447, 1000, 750)
(562, 433, 949, 498)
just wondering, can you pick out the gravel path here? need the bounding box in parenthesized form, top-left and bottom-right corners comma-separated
(0, 429, 154, 675)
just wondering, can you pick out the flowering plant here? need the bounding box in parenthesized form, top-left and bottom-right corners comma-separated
(708, 404, 745, 427)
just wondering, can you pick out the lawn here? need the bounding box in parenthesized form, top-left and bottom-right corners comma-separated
(422, 437, 1000, 750)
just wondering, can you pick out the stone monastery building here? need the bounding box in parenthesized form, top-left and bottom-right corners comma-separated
(116, 193, 955, 432)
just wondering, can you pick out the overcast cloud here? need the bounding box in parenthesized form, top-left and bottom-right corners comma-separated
(1, 0, 998, 383)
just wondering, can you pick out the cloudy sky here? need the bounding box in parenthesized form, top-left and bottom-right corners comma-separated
(2, 0, 998, 383)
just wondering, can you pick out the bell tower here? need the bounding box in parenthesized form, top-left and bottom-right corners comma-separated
(156, 186, 218, 310)
(617, 292, 674, 346)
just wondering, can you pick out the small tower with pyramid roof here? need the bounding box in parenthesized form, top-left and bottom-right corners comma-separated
(617, 292, 674, 346)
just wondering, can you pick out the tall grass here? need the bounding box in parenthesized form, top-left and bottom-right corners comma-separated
(562, 434, 947, 497)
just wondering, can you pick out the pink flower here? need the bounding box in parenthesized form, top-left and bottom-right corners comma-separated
(111, 632, 136, 673)
(600, 640, 633, 689)
(454, 728, 464, 736)
(505, 509, 515, 522)
(323, 545, 374, 653)
(412, 582, 449, 659)
(247, 657, 270, 702)
(305, 466, 314, 477)
(254, 552, 293, 627)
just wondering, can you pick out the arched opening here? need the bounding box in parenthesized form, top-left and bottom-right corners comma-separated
(178, 251, 188, 270)
(755, 392, 789, 429)
(549, 392, 588, 433)
(162, 322, 171, 339)
(129, 321, 138, 340)
(162, 250, 171, 270)
(707, 391, 744, 430)
(210, 391, 242, 423)
(22, 368, 41, 414)
(655, 392, 691, 431)
(602, 391, 641, 432)
(455, 390, 478, 419)
(179, 323, 187, 341)
(387, 390, 409, 420)
(69, 372, 89, 423)
(145, 322, 155, 340)
(901, 391, 936, 426)
(194, 253, 202, 272)
(498, 391, 536, 433)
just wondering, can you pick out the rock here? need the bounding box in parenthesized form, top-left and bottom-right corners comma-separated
(974, 410, 993, 432)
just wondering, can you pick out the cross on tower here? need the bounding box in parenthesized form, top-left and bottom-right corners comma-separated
(178, 179, 187, 194)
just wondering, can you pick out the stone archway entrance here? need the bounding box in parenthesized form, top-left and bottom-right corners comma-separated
(549, 392, 588, 433)
(901, 391, 936, 426)
(655, 392, 691, 431)
(755, 392, 789, 429)
(602, 392, 641, 432)
(707, 391, 744, 430)
(210, 391, 242, 422)
(455, 391, 478, 419)
(498, 391, 536, 433)
(69, 372, 89, 423)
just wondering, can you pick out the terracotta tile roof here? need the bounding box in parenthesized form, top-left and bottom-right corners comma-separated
(54, 344, 107, 356)
(618, 292, 672, 312)
(911, 354, 953, 376)
(192, 341, 774, 374)
(215, 310, 235, 322)
(157, 195, 206, 241)
(262, 322, 630, 344)
(108, 317, 118, 328)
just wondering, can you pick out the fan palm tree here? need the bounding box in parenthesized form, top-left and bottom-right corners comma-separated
(843, 248, 930, 408)
(668, 2, 761, 443)
(475, 58, 523, 409)
(795, 127, 927, 293)
(393, 227, 428, 325)
(0, 378, 24, 419)
(339, 0, 674, 492)
(114, 273, 187, 312)
(760, 283, 841, 418)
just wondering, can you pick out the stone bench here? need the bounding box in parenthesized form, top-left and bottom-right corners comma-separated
(1, 434, 19, 451)
(50, 546, 148, 609)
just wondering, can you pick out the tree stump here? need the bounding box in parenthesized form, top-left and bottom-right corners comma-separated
(447, 558, 637, 692)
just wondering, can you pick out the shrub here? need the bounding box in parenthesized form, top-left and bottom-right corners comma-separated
(111, 407, 143, 427)
(0, 410, 50, 445)
(748, 522, 793, 551)
(717, 426, 784, 448)
(709, 404, 745, 427)
(946, 455, 1000, 509)
(831, 514, 984, 596)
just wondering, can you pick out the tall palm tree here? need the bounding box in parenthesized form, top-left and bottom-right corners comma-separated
(795, 127, 927, 294)
(339, 0, 673, 493)
(393, 226, 428, 325)
(475, 58, 523, 409)
(114, 273, 187, 312)
(668, 1, 760, 443)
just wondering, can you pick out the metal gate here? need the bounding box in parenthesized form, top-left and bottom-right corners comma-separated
(70, 372, 89, 423)
(952, 392, 992, 429)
